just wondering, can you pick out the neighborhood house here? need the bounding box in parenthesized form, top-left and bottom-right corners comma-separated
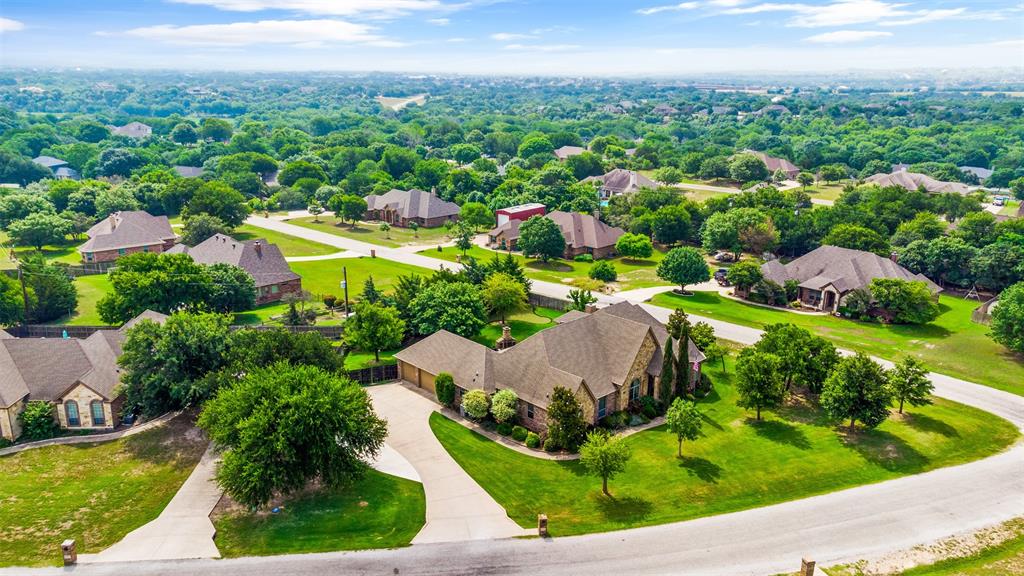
(395, 302, 705, 434)
(865, 171, 970, 194)
(109, 121, 153, 139)
(0, 311, 167, 441)
(744, 150, 801, 180)
(32, 155, 80, 180)
(168, 234, 302, 304)
(582, 169, 657, 198)
(760, 245, 941, 313)
(78, 210, 178, 263)
(364, 188, 460, 228)
(488, 210, 625, 259)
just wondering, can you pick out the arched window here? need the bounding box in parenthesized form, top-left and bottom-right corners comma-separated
(629, 378, 641, 401)
(90, 401, 105, 426)
(65, 401, 80, 427)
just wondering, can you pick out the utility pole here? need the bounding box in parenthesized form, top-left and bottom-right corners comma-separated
(17, 265, 31, 325)
(342, 266, 349, 317)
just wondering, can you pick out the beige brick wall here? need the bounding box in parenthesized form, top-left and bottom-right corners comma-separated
(616, 332, 658, 411)
(0, 398, 26, 441)
(56, 385, 114, 430)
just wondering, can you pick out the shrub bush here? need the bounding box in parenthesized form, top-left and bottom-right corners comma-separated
(525, 431, 540, 448)
(511, 425, 528, 442)
(491, 389, 519, 424)
(588, 260, 617, 282)
(573, 253, 594, 263)
(17, 400, 58, 441)
(496, 422, 513, 436)
(435, 372, 456, 407)
(543, 436, 559, 452)
(322, 294, 337, 308)
(636, 396, 661, 419)
(600, 411, 629, 430)
(461, 389, 490, 420)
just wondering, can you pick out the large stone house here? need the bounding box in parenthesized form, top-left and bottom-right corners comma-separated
(489, 210, 625, 260)
(761, 245, 941, 313)
(78, 211, 178, 263)
(865, 172, 970, 194)
(0, 311, 167, 441)
(364, 188, 460, 228)
(168, 234, 301, 305)
(582, 169, 657, 198)
(394, 303, 705, 434)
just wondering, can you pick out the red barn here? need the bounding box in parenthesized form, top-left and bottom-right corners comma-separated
(495, 203, 546, 227)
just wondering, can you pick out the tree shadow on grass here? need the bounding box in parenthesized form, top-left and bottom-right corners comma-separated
(776, 396, 830, 427)
(593, 493, 654, 524)
(748, 419, 811, 450)
(120, 412, 206, 466)
(700, 412, 724, 432)
(901, 412, 960, 438)
(839, 428, 930, 473)
(677, 455, 722, 483)
(526, 261, 573, 273)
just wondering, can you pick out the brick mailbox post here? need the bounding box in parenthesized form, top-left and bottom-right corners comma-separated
(800, 557, 816, 576)
(61, 539, 77, 566)
(538, 514, 549, 537)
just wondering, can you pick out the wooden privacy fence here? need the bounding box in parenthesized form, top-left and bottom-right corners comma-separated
(345, 364, 399, 384)
(6, 323, 344, 339)
(528, 292, 570, 311)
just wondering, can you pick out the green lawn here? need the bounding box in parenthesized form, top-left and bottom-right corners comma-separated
(233, 224, 337, 257)
(899, 522, 1024, 575)
(804, 182, 848, 202)
(290, 255, 427, 299)
(472, 306, 563, 346)
(289, 216, 452, 248)
(0, 232, 84, 270)
(998, 200, 1020, 217)
(212, 469, 425, 557)
(431, 357, 1018, 537)
(651, 291, 1024, 397)
(422, 245, 670, 291)
(51, 274, 114, 326)
(344, 349, 399, 370)
(0, 414, 207, 567)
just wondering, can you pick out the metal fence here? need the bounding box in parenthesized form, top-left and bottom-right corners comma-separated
(528, 292, 570, 311)
(345, 364, 399, 385)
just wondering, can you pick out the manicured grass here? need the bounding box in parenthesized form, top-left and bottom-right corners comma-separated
(998, 200, 1020, 217)
(678, 187, 733, 204)
(344, 349, 399, 370)
(472, 306, 564, 346)
(230, 301, 344, 327)
(649, 291, 1024, 396)
(233, 224, 337, 257)
(899, 522, 1024, 575)
(422, 245, 671, 291)
(290, 255, 428, 299)
(51, 274, 114, 326)
(0, 414, 207, 567)
(804, 182, 847, 202)
(212, 469, 425, 557)
(289, 216, 452, 248)
(0, 235, 83, 270)
(431, 357, 1018, 537)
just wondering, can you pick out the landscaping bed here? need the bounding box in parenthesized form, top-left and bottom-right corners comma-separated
(430, 358, 1018, 537)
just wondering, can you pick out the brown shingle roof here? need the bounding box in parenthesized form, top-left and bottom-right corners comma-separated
(582, 169, 657, 195)
(865, 172, 970, 194)
(554, 146, 586, 160)
(175, 234, 299, 288)
(78, 211, 176, 254)
(546, 211, 625, 251)
(365, 189, 460, 221)
(761, 245, 941, 295)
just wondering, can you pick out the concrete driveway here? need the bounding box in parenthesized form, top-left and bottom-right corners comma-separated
(367, 383, 529, 544)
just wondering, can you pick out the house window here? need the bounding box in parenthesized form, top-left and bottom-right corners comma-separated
(90, 401, 105, 426)
(65, 401, 80, 427)
(85, 252, 94, 262)
(597, 396, 607, 419)
(629, 378, 640, 401)
(142, 246, 149, 253)
(117, 248, 126, 255)
(526, 403, 535, 419)
(271, 285, 280, 294)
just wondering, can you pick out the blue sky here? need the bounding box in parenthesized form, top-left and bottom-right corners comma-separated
(1, 0, 1022, 75)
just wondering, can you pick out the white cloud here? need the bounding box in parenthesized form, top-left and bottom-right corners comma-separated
(707, 0, 748, 6)
(636, 2, 699, 16)
(805, 29, 892, 43)
(427, 17, 450, 25)
(168, 0, 451, 17)
(723, 1, 969, 28)
(0, 17, 25, 33)
(122, 19, 392, 46)
(446, 36, 468, 42)
(491, 32, 535, 41)
(504, 43, 580, 52)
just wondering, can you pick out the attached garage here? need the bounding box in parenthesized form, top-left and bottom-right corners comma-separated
(393, 330, 490, 401)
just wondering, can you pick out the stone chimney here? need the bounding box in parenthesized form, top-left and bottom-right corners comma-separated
(890, 251, 898, 264)
(254, 241, 262, 257)
(430, 186, 438, 197)
(108, 213, 118, 230)
(584, 304, 598, 314)
(495, 324, 516, 350)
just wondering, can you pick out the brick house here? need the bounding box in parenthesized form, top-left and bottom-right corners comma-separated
(109, 121, 153, 139)
(743, 150, 802, 180)
(168, 234, 301, 305)
(582, 169, 657, 198)
(364, 188, 460, 228)
(394, 303, 705, 434)
(0, 311, 167, 441)
(78, 211, 178, 263)
(488, 210, 625, 259)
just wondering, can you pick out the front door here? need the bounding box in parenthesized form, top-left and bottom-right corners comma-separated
(823, 291, 835, 311)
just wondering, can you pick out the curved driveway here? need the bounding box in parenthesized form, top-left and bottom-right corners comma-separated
(9, 217, 1017, 575)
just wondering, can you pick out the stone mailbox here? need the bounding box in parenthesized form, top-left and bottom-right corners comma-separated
(538, 514, 548, 537)
(370, 249, 376, 258)
(61, 539, 77, 566)
(800, 557, 816, 576)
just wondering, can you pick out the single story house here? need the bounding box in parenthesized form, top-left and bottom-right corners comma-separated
(0, 311, 168, 441)
(364, 188, 460, 228)
(395, 302, 705, 434)
(865, 172, 970, 195)
(495, 203, 546, 227)
(582, 169, 657, 198)
(959, 166, 993, 182)
(488, 210, 625, 259)
(168, 234, 301, 304)
(744, 150, 801, 180)
(554, 146, 586, 161)
(761, 245, 941, 313)
(172, 165, 205, 178)
(78, 210, 178, 263)
(109, 121, 152, 139)
(32, 156, 81, 181)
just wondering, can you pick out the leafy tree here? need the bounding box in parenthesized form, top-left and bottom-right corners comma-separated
(657, 247, 710, 293)
(567, 288, 597, 312)
(0, 150, 51, 185)
(0, 274, 27, 327)
(588, 260, 617, 282)
(223, 328, 343, 373)
(754, 323, 838, 393)
(408, 221, 419, 237)
(517, 135, 554, 160)
(729, 154, 769, 183)
(345, 301, 405, 362)
(17, 401, 58, 441)
(181, 213, 229, 245)
(726, 260, 763, 296)
(119, 312, 232, 416)
(991, 281, 1024, 354)
(435, 372, 456, 407)
(97, 148, 143, 177)
(0, 193, 55, 229)
(797, 172, 815, 188)
(869, 278, 939, 324)
(459, 202, 493, 231)
(823, 224, 889, 256)
(408, 281, 487, 338)
(518, 215, 565, 262)
(665, 397, 703, 457)
(199, 363, 386, 509)
(490, 389, 519, 424)
(328, 193, 367, 227)
(651, 204, 692, 245)
(98, 253, 212, 324)
(185, 181, 250, 228)
(482, 272, 528, 322)
(972, 240, 1024, 292)
(201, 118, 233, 141)
(952, 211, 996, 248)
(307, 199, 325, 222)
(95, 186, 141, 218)
(734, 348, 785, 420)
(888, 357, 933, 414)
(701, 210, 741, 257)
(566, 151, 605, 180)
(821, 353, 892, 432)
(452, 220, 474, 255)
(579, 431, 631, 497)
(7, 212, 70, 250)
(547, 386, 587, 451)
(461, 389, 490, 420)
(379, 221, 391, 238)
(819, 164, 847, 183)
(380, 146, 420, 179)
(1010, 177, 1024, 201)
(20, 254, 76, 323)
(615, 232, 654, 260)
(361, 275, 381, 304)
(451, 143, 482, 165)
(279, 160, 327, 187)
(170, 122, 199, 144)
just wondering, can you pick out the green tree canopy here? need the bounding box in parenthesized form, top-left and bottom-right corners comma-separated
(657, 246, 710, 293)
(579, 431, 631, 497)
(821, 353, 892, 432)
(665, 397, 703, 457)
(408, 281, 487, 338)
(734, 348, 785, 420)
(991, 281, 1024, 354)
(616, 232, 654, 260)
(481, 271, 528, 323)
(518, 215, 566, 262)
(344, 301, 405, 362)
(887, 356, 933, 414)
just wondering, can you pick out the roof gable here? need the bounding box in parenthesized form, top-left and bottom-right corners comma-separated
(762, 245, 941, 294)
(175, 234, 299, 288)
(79, 211, 176, 253)
(365, 189, 459, 220)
